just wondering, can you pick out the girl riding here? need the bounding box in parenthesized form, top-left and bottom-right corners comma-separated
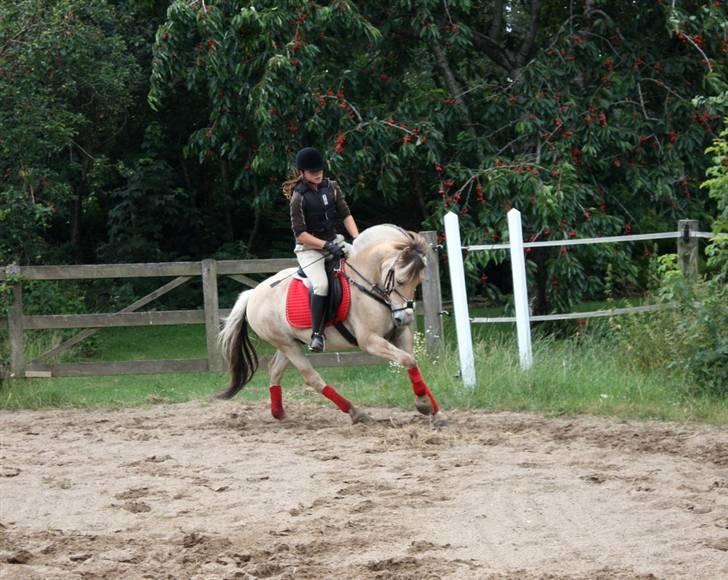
(282, 147, 360, 352)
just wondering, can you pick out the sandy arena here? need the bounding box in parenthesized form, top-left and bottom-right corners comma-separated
(1, 399, 727, 579)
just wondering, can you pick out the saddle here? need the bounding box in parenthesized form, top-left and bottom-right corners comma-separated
(286, 257, 351, 330)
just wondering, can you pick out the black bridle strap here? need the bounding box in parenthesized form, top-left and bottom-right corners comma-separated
(345, 259, 415, 312)
(344, 262, 391, 304)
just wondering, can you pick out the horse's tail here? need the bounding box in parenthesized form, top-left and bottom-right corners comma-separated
(216, 289, 258, 400)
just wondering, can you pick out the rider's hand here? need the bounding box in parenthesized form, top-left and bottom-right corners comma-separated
(323, 240, 344, 259)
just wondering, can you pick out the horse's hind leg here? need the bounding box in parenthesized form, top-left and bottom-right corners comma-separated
(268, 350, 290, 420)
(277, 344, 371, 424)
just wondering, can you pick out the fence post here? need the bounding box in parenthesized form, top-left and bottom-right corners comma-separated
(7, 265, 25, 379)
(677, 219, 699, 281)
(507, 209, 533, 370)
(202, 259, 223, 372)
(443, 212, 476, 387)
(421, 231, 443, 356)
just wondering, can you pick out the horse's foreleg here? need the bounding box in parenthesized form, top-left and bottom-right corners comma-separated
(267, 350, 290, 420)
(277, 345, 371, 424)
(360, 332, 443, 420)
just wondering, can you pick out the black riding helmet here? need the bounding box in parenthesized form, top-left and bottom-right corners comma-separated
(295, 147, 324, 171)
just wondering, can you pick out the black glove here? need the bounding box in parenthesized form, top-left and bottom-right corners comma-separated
(323, 240, 344, 259)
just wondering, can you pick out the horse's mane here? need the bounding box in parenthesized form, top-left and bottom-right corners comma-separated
(353, 225, 430, 285)
(351, 223, 411, 252)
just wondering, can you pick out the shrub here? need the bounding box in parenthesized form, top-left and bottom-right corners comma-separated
(617, 255, 727, 396)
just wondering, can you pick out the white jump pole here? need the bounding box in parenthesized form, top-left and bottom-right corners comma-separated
(507, 208, 533, 369)
(444, 212, 476, 387)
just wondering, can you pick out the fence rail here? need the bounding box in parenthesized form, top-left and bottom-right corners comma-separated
(445, 212, 712, 387)
(2, 235, 443, 379)
(466, 231, 706, 251)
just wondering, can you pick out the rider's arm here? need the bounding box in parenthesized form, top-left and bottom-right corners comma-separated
(296, 231, 327, 249)
(342, 215, 359, 240)
(332, 181, 359, 240)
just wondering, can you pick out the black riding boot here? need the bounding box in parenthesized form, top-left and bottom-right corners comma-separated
(309, 294, 328, 352)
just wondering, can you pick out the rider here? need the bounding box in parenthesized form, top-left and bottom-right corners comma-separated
(283, 147, 360, 352)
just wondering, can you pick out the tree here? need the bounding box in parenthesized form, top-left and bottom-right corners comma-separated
(149, 0, 726, 311)
(0, 0, 141, 264)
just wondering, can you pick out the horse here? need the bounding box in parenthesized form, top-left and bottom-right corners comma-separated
(217, 224, 445, 426)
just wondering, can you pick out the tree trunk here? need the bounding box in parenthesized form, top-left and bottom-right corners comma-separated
(220, 159, 234, 243)
(247, 179, 261, 253)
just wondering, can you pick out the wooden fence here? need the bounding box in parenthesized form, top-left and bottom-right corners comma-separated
(1, 231, 443, 379)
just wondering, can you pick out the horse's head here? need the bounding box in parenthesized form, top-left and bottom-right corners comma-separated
(377, 232, 430, 327)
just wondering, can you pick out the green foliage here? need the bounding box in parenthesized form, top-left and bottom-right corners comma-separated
(99, 125, 195, 263)
(0, 0, 142, 264)
(1, 0, 727, 321)
(146, 0, 726, 312)
(617, 256, 727, 396)
(701, 118, 728, 281)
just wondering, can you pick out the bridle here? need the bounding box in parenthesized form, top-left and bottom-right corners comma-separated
(343, 256, 415, 318)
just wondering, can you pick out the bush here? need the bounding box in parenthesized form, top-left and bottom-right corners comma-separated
(617, 255, 727, 396)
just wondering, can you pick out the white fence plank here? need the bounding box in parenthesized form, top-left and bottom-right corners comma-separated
(444, 212, 476, 387)
(507, 209, 533, 370)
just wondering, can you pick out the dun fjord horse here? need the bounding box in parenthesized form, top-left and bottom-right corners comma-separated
(217, 225, 444, 425)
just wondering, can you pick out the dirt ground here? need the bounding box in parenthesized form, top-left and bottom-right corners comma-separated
(0, 398, 726, 579)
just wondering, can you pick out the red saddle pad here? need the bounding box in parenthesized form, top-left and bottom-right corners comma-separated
(286, 272, 352, 329)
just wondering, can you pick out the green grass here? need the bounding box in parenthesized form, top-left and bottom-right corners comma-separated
(1, 314, 726, 424)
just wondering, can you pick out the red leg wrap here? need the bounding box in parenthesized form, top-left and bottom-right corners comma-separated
(407, 367, 440, 414)
(321, 385, 351, 413)
(269, 385, 285, 420)
(408, 367, 427, 396)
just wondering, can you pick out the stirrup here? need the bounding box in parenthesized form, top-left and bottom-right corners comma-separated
(309, 332, 325, 353)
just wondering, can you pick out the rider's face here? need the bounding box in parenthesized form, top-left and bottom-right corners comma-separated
(303, 169, 324, 185)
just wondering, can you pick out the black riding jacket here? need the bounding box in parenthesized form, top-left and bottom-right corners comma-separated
(289, 179, 351, 242)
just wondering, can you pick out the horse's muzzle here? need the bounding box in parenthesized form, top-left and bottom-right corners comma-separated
(392, 309, 413, 327)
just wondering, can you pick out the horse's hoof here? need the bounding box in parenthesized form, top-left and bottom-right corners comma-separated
(431, 412, 448, 429)
(415, 396, 434, 416)
(349, 408, 373, 425)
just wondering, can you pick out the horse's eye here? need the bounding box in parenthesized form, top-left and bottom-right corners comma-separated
(396, 279, 405, 286)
